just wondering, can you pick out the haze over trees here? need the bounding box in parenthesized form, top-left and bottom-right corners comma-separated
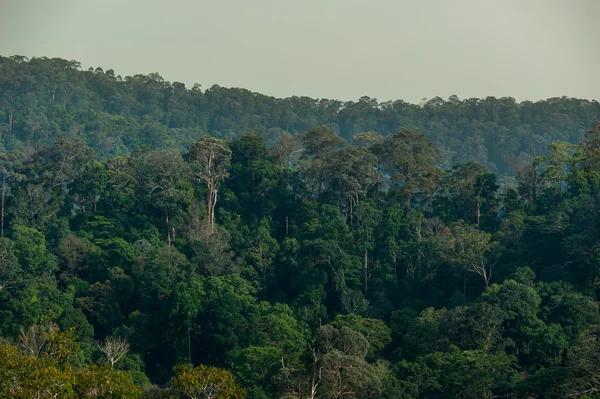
(1, 56, 599, 176)
(2, 55, 600, 398)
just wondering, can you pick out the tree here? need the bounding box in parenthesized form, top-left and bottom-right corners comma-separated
(257, 302, 308, 366)
(187, 137, 232, 234)
(380, 128, 440, 214)
(248, 221, 279, 289)
(0, 337, 140, 399)
(442, 162, 498, 229)
(56, 235, 96, 277)
(498, 211, 526, 260)
(314, 325, 382, 399)
(273, 132, 303, 168)
(579, 122, 600, 172)
(319, 350, 381, 399)
(75, 365, 141, 399)
(0, 237, 21, 293)
(143, 149, 191, 244)
(300, 126, 345, 198)
(538, 142, 576, 196)
(32, 137, 94, 189)
(97, 336, 130, 368)
(233, 345, 283, 387)
(340, 289, 369, 315)
(355, 200, 381, 296)
(452, 222, 499, 288)
(189, 224, 236, 276)
(132, 246, 194, 307)
(398, 346, 521, 399)
(11, 224, 55, 276)
(173, 364, 245, 399)
(508, 152, 541, 204)
(330, 315, 391, 353)
(0, 150, 25, 237)
(18, 323, 82, 365)
(326, 147, 379, 224)
(563, 325, 600, 396)
(351, 131, 383, 149)
(301, 126, 345, 161)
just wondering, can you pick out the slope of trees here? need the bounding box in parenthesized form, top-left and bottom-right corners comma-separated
(2, 56, 600, 176)
(2, 117, 600, 397)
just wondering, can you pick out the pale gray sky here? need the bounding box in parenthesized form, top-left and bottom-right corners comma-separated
(1, 0, 598, 103)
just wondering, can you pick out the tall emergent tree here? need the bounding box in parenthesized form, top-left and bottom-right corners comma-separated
(452, 222, 499, 288)
(380, 128, 439, 214)
(300, 126, 345, 198)
(187, 137, 232, 234)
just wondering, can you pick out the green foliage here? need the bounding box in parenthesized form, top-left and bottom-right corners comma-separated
(2, 55, 600, 396)
(398, 345, 522, 399)
(331, 314, 391, 353)
(11, 224, 56, 275)
(0, 325, 140, 398)
(75, 365, 142, 398)
(173, 364, 245, 399)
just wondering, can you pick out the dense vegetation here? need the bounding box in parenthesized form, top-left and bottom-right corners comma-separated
(2, 55, 600, 398)
(2, 56, 600, 176)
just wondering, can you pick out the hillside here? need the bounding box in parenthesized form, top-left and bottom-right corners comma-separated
(3, 55, 600, 398)
(1, 55, 599, 175)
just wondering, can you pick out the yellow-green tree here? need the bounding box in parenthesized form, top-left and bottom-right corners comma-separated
(0, 325, 142, 399)
(75, 365, 141, 399)
(173, 364, 245, 399)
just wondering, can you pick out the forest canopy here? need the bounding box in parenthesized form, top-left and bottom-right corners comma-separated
(2, 55, 600, 398)
(1, 55, 599, 176)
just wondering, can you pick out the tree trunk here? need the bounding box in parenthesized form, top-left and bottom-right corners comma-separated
(349, 198, 353, 226)
(165, 209, 170, 246)
(211, 188, 217, 234)
(187, 327, 192, 364)
(207, 187, 213, 228)
(311, 377, 318, 399)
(207, 182, 217, 235)
(375, 159, 381, 207)
(476, 195, 482, 231)
(482, 266, 490, 288)
(8, 110, 13, 135)
(1, 175, 5, 238)
(532, 162, 537, 203)
(285, 215, 289, 236)
(364, 248, 368, 297)
(393, 251, 398, 286)
(309, 345, 321, 399)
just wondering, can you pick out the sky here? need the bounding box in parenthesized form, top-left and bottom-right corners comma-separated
(0, 0, 598, 104)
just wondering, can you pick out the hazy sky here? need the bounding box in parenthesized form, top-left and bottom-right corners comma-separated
(1, 0, 598, 103)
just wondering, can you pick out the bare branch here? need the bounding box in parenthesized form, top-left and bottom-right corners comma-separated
(97, 336, 129, 367)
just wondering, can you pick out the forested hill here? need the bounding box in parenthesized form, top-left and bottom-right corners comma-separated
(1, 55, 599, 174)
(6, 55, 600, 398)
